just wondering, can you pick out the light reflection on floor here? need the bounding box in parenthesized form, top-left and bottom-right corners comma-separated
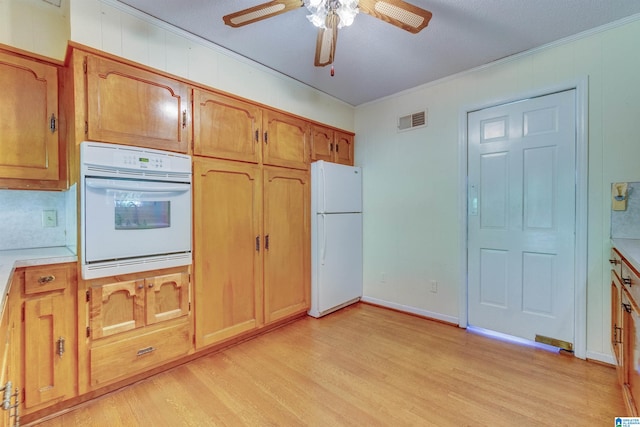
(467, 325, 562, 353)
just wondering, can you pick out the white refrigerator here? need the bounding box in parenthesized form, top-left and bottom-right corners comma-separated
(309, 160, 363, 318)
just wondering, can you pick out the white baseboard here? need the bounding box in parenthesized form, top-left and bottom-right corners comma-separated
(360, 296, 460, 325)
(585, 350, 616, 366)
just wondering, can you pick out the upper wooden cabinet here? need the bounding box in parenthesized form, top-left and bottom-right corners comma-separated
(310, 125, 355, 166)
(194, 90, 309, 170)
(263, 110, 309, 170)
(84, 54, 190, 153)
(193, 89, 262, 163)
(0, 49, 65, 189)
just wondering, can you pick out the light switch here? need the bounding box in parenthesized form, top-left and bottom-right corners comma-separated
(43, 209, 57, 227)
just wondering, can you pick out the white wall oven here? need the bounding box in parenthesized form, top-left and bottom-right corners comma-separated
(80, 141, 192, 279)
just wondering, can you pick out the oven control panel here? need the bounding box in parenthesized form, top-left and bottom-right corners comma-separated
(81, 141, 192, 177)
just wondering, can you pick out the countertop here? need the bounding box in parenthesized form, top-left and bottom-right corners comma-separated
(0, 246, 77, 311)
(611, 238, 640, 272)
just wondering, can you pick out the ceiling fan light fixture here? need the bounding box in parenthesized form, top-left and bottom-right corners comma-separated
(306, 0, 359, 29)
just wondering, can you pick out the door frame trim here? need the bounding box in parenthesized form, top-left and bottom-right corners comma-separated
(457, 78, 589, 359)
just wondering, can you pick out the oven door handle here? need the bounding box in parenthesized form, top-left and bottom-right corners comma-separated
(85, 179, 190, 193)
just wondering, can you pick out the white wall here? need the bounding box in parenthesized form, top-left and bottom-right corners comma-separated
(68, 0, 354, 131)
(0, 0, 69, 59)
(355, 16, 640, 362)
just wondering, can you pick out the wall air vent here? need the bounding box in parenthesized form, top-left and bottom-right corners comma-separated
(397, 109, 427, 132)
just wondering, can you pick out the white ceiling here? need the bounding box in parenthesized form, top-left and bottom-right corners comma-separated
(116, 0, 640, 106)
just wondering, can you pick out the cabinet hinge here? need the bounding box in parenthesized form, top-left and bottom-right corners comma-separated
(264, 131, 268, 144)
(86, 326, 90, 338)
(49, 113, 57, 133)
(86, 290, 90, 302)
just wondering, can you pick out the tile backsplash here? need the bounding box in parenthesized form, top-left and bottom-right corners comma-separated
(0, 186, 76, 251)
(611, 182, 640, 239)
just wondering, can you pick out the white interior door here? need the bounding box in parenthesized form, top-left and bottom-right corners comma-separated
(467, 90, 576, 347)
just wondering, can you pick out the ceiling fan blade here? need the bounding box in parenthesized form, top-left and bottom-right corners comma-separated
(314, 15, 339, 67)
(223, 0, 303, 28)
(358, 0, 432, 34)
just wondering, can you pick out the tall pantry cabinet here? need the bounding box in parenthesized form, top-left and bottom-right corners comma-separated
(193, 88, 310, 349)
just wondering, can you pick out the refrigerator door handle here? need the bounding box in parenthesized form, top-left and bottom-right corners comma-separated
(321, 164, 326, 213)
(320, 213, 327, 265)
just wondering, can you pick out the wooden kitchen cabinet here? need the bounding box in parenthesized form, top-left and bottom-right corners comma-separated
(84, 54, 190, 153)
(86, 270, 191, 388)
(14, 263, 77, 411)
(263, 167, 310, 324)
(0, 47, 66, 190)
(193, 89, 262, 163)
(193, 159, 310, 349)
(194, 89, 310, 170)
(310, 125, 355, 166)
(193, 158, 263, 348)
(622, 287, 640, 415)
(263, 110, 309, 170)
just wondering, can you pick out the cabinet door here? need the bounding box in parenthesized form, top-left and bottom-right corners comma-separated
(334, 131, 355, 166)
(263, 110, 309, 170)
(193, 158, 263, 348)
(90, 280, 145, 339)
(86, 55, 190, 153)
(145, 273, 190, 325)
(193, 89, 262, 163)
(310, 125, 334, 162)
(263, 167, 310, 324)
(0, 51, 60, 183)
(612, 274, 624, 384)
(23, 292, 74, 408)
(623, 290, 640, 415)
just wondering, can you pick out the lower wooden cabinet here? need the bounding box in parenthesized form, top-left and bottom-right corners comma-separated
(85, 269, 192, 388)
(193, 158, 310, 349)
(10, 263, 77, 413)
(611, 245, 640, 416)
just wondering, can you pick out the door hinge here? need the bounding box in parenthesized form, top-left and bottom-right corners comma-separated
(86, 326, 91, 338)
(49, 113, 57, 133)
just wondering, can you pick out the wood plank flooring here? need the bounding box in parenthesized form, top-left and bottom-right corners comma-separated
(34, 303, 625, 426)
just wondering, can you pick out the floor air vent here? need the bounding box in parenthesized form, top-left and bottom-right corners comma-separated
(398, 110, 427, 132)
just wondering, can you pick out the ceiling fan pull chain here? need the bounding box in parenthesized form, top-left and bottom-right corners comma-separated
(331, 65, 335, 76)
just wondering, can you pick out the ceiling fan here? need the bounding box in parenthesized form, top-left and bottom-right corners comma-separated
(223, 0, 432, 68)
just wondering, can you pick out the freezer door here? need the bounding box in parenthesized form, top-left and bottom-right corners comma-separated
(313, 160, 362, 213)
(315, 213, 363, 314)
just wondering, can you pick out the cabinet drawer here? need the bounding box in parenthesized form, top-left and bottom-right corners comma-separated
(24, 265, 69, 294)
(623, 260, 640, 306)
(90, 322, 191, 387)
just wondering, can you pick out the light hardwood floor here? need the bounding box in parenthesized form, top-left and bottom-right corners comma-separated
(34, 303, 624, 426)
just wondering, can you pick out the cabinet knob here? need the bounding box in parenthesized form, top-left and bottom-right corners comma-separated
(610, 259, 620, 265)
(148, 283, 154, 288)
(623, 277, 633, 286)
(138, 284, 144, 289)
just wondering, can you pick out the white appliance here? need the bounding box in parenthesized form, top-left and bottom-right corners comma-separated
(309, 160, 363, 318)
(80, 141, 192, 279)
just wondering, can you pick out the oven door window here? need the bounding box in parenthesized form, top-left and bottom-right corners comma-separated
(115, 198, 170, 230)
(84, 177, 191, 263)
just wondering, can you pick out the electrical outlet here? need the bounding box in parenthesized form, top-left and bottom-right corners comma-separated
(42, 209, 57, 227)
(430, 280, 438, 293)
